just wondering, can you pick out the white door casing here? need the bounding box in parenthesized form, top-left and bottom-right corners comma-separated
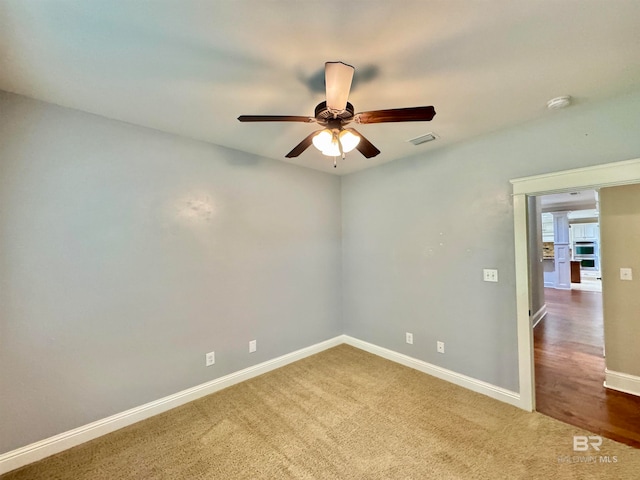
(510, 157, 640, 412)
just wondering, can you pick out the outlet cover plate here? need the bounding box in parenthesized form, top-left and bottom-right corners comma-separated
(249, 340, 257, 353)
(437, 341, 445, 354)
(406, 332, 413, 345)
(205, 351, 215, 366)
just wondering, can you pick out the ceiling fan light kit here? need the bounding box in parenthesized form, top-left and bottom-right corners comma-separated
(312, 129, 360, 156)
(238, 61, 437, 168)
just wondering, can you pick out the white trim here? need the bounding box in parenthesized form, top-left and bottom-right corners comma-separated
(510, 157, 640, 196)
(342, 335, 522, 408)
(604, 369, 640, 397)
(513, 193, 535, 411)
(510, 156, 640, 415)
(0, 336, 344, 475)
(531, 304, 547, 329)
(1, 334, 527, 474)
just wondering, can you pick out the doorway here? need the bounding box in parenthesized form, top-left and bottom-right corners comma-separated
(534, 190, 611, 442)
(511, 158, 640, 447)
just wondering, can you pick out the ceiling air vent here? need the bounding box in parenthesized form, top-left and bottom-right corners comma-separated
(407, 132, 438, 146)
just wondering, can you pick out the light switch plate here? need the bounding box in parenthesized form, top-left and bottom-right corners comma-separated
(483, 269, 498, 282)
(620, 268, 633, 281)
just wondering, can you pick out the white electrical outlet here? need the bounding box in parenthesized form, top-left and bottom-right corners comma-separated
(406, 332, 413, 345)
(620, 268, 633, 281)
(483, 268, 498, 282)
(205, 351, 215, 366)
(249, 340, 257, 353)
(437, 341, 445, 354)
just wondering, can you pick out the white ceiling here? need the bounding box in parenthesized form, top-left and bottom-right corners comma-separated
(540, 190, 598, 214)
(1, 1, 639, 175)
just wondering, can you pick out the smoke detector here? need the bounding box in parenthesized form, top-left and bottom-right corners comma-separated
(547, 95, 572, 110)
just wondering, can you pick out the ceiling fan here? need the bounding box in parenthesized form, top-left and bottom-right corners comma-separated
(238, 62, 436, 167)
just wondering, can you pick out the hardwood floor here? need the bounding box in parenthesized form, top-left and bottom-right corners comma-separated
(535, 287, 640, 448)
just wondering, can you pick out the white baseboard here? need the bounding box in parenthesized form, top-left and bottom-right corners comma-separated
(604, 369, 640, 397)
(342, 336, 522, 409)
(531, 304, 547, 329)
(0, 336, 344, 475)
(1, 334, 525, 475)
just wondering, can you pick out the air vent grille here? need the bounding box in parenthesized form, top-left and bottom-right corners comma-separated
(408, 132, 438, 146)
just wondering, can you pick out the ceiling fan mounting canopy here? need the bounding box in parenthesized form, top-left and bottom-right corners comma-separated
(238, 61, 436, 165)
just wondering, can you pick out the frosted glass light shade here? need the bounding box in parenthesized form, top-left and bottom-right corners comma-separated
(312, 129, 360, 157)
(312, 130, 333, 152)
(339, 130, 360, 152)
(322, 141, 341, 157)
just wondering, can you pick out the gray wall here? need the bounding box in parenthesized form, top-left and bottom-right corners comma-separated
(0, 91, 342, 453)
(341, 89, 640, 392)
(3, 87, 640, 455)
(600, 184, 640, 377)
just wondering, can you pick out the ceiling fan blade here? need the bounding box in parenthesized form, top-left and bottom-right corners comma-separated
(355, 106, 436, 124)
(325, 61, 354, 112)
(285, 130, 322, 158)
(347, 128, 381, 158)
(238, 115, 314, 123)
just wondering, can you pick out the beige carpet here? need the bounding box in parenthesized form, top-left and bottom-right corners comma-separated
(2, 344, 639, 479)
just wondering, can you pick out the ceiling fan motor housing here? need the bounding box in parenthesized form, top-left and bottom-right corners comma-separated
(315, 101, 355, 122)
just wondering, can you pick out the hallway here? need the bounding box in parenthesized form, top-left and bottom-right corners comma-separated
(534, 288, 640, 448)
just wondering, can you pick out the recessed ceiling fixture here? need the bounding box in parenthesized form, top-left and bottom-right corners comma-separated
(408, 132, 438, 146)
(547, 95, 572, 110)
(238, 62, 436, 168)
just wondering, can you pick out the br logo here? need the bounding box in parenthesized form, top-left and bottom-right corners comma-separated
(573, 435, 603, 451)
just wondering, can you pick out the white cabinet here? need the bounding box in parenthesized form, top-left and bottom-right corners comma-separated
(572, 224, 584, 240)
(584, 223, 599, 241)
(572, 222, 599, 241)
